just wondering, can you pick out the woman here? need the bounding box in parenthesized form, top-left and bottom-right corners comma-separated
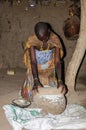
(21, 22, 67, 100)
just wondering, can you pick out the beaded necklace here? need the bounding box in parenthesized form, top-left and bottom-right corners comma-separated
(40, 42, 50, 51)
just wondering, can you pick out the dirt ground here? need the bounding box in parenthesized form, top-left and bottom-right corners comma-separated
(0, 0, 86, 130)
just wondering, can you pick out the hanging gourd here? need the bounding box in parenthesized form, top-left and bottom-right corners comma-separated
(63, 4, 80, 40)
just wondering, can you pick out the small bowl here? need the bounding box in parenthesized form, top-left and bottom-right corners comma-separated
(12, 98, 31, 108)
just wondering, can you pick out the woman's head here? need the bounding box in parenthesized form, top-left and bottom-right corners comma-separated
(34, 22, 51, 42)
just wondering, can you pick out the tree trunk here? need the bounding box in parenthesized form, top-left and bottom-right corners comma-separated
(65, 0, 86, 93)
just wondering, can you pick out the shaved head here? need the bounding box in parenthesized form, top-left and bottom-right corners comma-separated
(34, 22, 50, 41)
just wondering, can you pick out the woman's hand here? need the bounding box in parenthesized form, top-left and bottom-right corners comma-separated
(57, 81, 68, 95)
(21, 86, 29, 100)
(32, 79, 44, 94)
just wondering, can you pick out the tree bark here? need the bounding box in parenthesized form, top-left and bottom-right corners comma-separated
(65, 0, 86, 93)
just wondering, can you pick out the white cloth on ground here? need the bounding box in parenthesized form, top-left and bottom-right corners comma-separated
(3, 104, 86, 130)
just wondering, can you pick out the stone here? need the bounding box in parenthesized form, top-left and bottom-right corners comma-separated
(33, 87, 66, 115)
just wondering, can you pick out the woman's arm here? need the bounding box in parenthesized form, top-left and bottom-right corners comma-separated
(54, 47, 62, 81)
(29, 46, 38, 79)
(29, 46, 43, 92)
(54, 47, 67, 94)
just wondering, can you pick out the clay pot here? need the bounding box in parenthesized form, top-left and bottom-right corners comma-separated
(33, 87, 66, 115)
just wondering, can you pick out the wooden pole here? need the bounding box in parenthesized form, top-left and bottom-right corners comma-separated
(65, 0, 86, 94)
